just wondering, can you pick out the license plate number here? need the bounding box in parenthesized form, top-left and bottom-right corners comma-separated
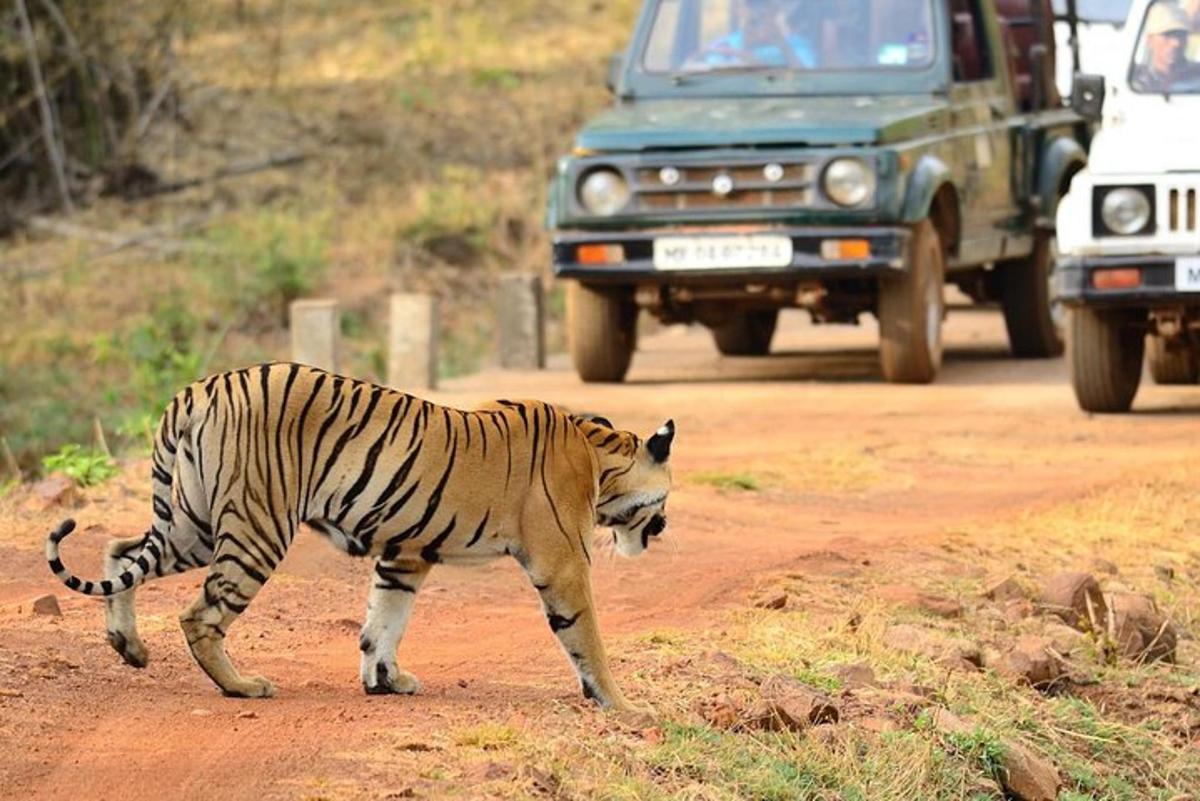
(1176, 257, 1200, 291)
(652, 235, 793, 271)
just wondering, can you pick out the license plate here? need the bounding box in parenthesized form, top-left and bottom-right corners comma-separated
(1176, 256, 1200, 291)
(652, 235, 793, 271)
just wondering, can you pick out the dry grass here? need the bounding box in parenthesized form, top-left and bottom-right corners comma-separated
(342, 477, 1200, 800)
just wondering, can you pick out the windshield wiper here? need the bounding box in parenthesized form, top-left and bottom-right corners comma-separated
(668, 64, 787, 84)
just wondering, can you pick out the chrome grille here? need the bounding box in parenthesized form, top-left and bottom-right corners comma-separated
(631, 159, 817, 212)
(1168, 187, 1198, 233)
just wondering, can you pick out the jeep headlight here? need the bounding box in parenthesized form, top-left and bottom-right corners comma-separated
(578, 168, 630, 216)
(1098, 186, 1153, 236)
(823, 158, 875, 207)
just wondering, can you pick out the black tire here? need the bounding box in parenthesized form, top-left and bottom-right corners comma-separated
(1146, 335, 1199, 385)
(1001, 232, 1064, 357)
(878, 219, 945, 384)
(1068, 307, 1144, 413)
(711, 310, 779, 356)
(566, 282, 637, 383)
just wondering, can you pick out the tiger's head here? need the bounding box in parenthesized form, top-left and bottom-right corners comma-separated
(588, 417, 674, 558)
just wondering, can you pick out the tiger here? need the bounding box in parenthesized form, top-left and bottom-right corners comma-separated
(45, 362, 674, 712)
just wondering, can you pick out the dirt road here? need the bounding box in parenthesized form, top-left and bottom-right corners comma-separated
(1, 309, 1197, 800)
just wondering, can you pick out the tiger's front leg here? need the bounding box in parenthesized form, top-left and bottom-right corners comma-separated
(523, 553, 646, 714)
(359, 558, 432, 695)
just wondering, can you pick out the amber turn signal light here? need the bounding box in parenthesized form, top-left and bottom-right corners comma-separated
(820, 239, 871, 260)
(1092, 268, 1141, 290)
(576, 244, 625, 265)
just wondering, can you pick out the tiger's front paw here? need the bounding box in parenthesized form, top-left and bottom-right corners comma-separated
(363, 662, 421, 695)
(610, 701, 658, 729)
(222, 675, 276, 699)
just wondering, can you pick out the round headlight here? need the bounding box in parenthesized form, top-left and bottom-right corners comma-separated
(578, 168, 630, 216)
(822, 158, 875, 207)
(1100, 188, 1151, 235)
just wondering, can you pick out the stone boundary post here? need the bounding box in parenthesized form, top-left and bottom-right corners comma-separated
(388, 293, 438, 390)
(289, 299, 339, 372)
(497, 273, 546, 370)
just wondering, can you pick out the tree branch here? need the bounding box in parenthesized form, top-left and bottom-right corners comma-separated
(15, 0, 75, 214)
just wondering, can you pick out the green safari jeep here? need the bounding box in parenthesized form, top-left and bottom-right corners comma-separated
(547, 0, 1093, 383)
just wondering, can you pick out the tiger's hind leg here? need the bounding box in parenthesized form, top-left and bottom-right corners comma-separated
(179, 516, 287, 698)
(103, 535, 153, 667)
(108, 444, 213, 668)
(359, 559, 432, 695)
(103, 521, 213, 668)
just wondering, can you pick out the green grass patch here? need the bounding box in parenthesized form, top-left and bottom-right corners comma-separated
(690, 471, 767, 492)
(42, 444, 117, 487)
(189, 207, 330, 328)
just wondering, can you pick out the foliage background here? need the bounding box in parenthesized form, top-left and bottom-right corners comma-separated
(1, 0, 640, 471)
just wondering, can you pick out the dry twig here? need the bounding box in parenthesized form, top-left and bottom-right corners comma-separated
(14, 0, 74, 214)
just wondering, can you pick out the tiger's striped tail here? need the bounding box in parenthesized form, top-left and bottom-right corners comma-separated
(45, 519, 161, 596)
(45, 387, 193, 596)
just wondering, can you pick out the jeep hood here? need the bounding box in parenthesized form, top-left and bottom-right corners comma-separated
(576, 95, 950, 151)
(1087, 122, 1200, 175)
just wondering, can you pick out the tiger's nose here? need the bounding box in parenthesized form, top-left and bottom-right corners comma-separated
(645, 515, 666, 537)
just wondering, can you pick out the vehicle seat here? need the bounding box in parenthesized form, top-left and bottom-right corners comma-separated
(952, 10, 984, 82)
(998, 19, 1030, 107)
(993, 0, 1060, 109)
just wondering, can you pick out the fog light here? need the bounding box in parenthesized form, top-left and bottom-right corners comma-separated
(1092, 268, 1141, 289)
(820, 239, 871, 260)
(576, 243, 625, 265)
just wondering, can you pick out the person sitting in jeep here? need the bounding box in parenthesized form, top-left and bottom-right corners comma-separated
(684, 0, 935, 71)
(688, 0, 816, 68)
(1130, 1, 1200, 90)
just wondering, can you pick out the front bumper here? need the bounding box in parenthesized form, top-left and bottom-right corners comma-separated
(552, 226, 908, 284)
(1057, 254, 1200, 308)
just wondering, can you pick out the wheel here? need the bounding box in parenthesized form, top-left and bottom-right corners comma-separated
(1146, 335, 1199, 384)
(878, 219, 945, 384)
(711, 310, 778, 356)
(1001, 231, 1064, 357)
(1068, 307, 1144, 413)
(566, 282, 636, 383)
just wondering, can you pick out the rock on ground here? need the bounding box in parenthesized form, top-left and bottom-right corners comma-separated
(932, 709, 1060, 801)
(1039, 572, 1107, 632)
(753, 592, 788, 610)
(985, 636, 1062, 691)
(882, 623, 980, 667)
(830, 662, 877, 690)
(875, 583, 963, 618)
(1040, 621, 1088, 657)
(31, 594, 62, 617)
(28, 475, 81, 510)
(1106, 592, 1177, 663)
(754, 675, 839, 731)
(982, 575, 1026, 604)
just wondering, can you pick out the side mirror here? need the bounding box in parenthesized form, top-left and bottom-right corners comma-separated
(1071, 74, 1106, 121)
(605, 52, 624, 95)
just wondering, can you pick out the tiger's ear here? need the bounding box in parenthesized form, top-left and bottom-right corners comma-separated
(577, 413, 614, 429)
(646, 419, 675, 463)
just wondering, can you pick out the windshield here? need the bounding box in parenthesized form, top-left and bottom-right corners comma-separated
(641, 0, 936, 74)
(1052, 0, 1132, 25)
(1128, 0, 1200, 93)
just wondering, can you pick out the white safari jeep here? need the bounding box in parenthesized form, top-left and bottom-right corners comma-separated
(1056, 0, 1200, 412)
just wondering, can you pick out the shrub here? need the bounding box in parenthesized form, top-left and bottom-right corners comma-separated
(42, 443, 117, 487)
